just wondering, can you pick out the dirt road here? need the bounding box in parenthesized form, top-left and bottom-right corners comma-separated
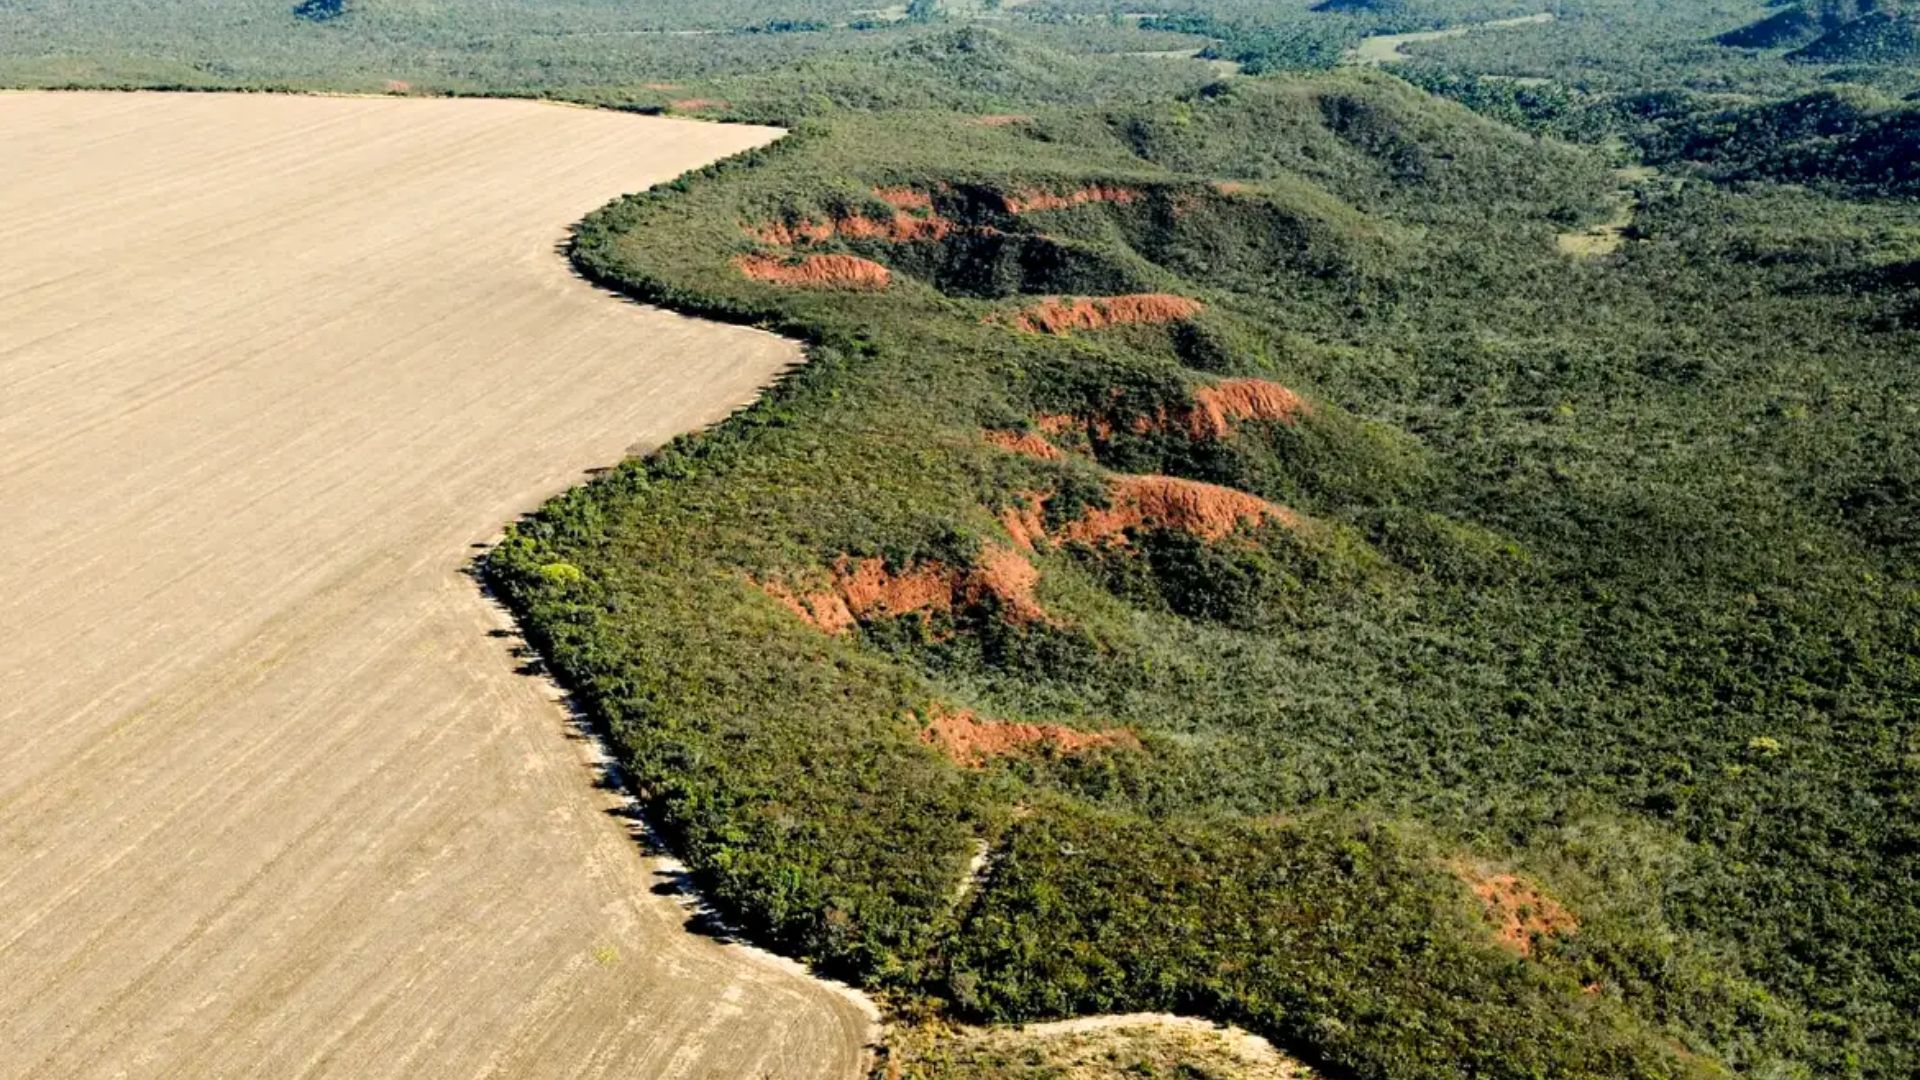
(0, 92, 871, 1079)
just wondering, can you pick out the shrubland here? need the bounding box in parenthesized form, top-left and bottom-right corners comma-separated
(8, 3, 1916, 1078)
(486, 58, 1919, 1080)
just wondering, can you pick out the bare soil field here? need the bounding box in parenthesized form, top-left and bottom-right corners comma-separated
(0, 92, 872, 1079)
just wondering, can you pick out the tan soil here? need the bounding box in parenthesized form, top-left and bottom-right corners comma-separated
(1060, 475, 1300, 544)
(973, 114, 1034, 127)
(736, 252, 892, 289)
(984, 428, 1064, 460)
(918, 706, 1138, 768)
(1452, 863, 1579, 957)
(1001, 183, 1142, 214)
(668, 97, 730, 112)
(1009, 294, 1204, 334)
(882, 1013, 1311, 1079)
(0, 91, 871, 1080)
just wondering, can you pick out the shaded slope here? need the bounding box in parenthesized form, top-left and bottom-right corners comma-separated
(1791, 6, 1920, 59)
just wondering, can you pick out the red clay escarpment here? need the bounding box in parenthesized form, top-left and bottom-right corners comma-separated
(873, 185, 936, 211)
(750, 209, 954, 246)
(759, 548, 1046, 633)
(1001, 183, 1143, 214)
(918, 705, 1139, 768)
(735, 253, 891, 290)
(1060, 475, 1300, 545)
(1452, 863, 1579, 957)
(998, 493, 1052, 554)
(1020, 379, 1307, 446)
(984, 429, 1064, 460)
(669, 98, 730, 113)
(987, 478, 1300, 553)
(1008, 294, 1204, 335)
(749, 187, 954, 247)
(1185, 378, 1311, 438)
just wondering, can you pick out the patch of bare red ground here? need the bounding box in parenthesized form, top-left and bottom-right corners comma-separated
(970, 545, 1047, 623)
(734, 253, 891, 290)
(1009, 294, 1204, 335)
(983, 429, 1063, 460)
(669, 98, 729, 112)
(759, 548, 1046, 633)
(1058, 475, 1300, 545)
(759, 579, 858, 635)
(749, 208, 954, 247)
(1184, 378, 1310, 438)
(1033, 413, 1080, 436)
(382, 79, 412, 95)
(1025, 379, 1306, 446)
(1214, 180, 1251, 195)
(918, 704, 1139, 768)
(999, 495, 1050, 553)
(873, 186, 935, 211)
(974, 114, 1033, 127)
(1451, 863, 1579, 958)
(1000, 183, 1142, 214)
(643, 82, 682, 91)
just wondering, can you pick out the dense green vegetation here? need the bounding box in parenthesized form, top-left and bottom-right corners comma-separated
(485, 57, 1916, 1080)
(8, 3, 1915, 1078)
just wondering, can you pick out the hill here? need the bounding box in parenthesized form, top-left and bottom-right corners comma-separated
(1640, 86, 1920, 195)
(1716, 0, 1876, 49)
(1791, 6, 1920, 59)
(493, 66, 1920, 1080)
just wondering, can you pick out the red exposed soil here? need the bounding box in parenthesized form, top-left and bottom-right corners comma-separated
(1008, 294, 1203, 335)
(837, 557, 957, 620)
(984, 429, 1063, 460)
(1185, 378, 1310, 438)
(758, 547, 1046, 633)
(1214, 180, 1251, 195)
(749, 209, 954, 247)
(1059, 475, 1299, 545)
(1001, 183, 1142, 214)
(873, 186, 935, 211)
(1452, 863, 1579, 958)
(734, 253, 891, 290)
(1033, 413, 1081, 437)
(1025, 379, 1306, 446)
(759, 579, 858, 635)
(643, 82, 682, 91)
(974, 114, 1033, 127)
(669, 98, 729, 112)
(918, 705, 1139, 768)
(999, 495, 1050, 553)
(968, 546, 1047, 623)
(382, 80, 412, 95)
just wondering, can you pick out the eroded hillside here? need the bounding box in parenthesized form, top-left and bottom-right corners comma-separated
(491, 66, 1920, 1080)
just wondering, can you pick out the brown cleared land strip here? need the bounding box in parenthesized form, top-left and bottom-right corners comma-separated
(0, 92, 871, 1079)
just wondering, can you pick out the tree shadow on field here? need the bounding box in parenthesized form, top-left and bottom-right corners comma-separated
(462, 555, 750, 949)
